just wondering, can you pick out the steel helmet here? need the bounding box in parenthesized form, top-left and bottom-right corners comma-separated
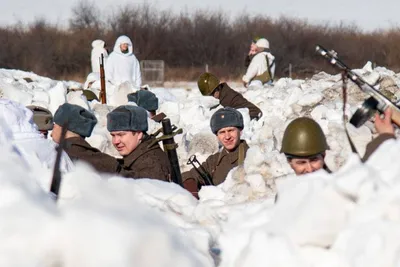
(26, 105, 54, 131)
(82, 89, 99, 102)
(281, 117, 329, 157)
(197, 72, 220, 96)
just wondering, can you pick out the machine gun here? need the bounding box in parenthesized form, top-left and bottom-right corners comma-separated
(315, 44, 400, 128)
(186, 154, 214, 186)
(99, 54, 107, 104)
(50, 122, 68, 201)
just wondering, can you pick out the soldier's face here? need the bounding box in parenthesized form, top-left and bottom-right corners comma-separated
(111, 131, 143, 156)
(51, 124, 62, 144)
(250, 43, 257, 54)
(212, 90, 220, 99)
(288, 154, 325, 175)
(120, 43, 129, 52)
(216, 127, 241, 152)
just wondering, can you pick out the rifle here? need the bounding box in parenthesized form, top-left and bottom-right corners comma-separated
(315, 44, 400, 128)
(50, 121, 68, 201)
(99, 54, 107, 104)
(186, 154, 214, 186)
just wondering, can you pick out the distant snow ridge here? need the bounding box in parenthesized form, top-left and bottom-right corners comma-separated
(0, 63, 400, 266)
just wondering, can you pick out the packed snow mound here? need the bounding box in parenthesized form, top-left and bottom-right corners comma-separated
(0, 146, 213, 267)
(1, 63, 400, 266)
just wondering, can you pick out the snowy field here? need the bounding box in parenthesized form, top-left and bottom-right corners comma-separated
(1, 63, 400, 267)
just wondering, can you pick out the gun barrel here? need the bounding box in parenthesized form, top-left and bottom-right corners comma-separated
(161, 119, 183, 186)
(316, 44, 400, 128)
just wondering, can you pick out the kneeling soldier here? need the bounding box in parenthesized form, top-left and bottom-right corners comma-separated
(52, 103, 118, 173)
(183, 107, 249, 197)
(198, 72, 263, 120)
(281, 117, 331, 175)
(107, 105, 171, 181)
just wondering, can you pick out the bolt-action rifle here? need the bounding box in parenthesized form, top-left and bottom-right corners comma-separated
(315, 44, 400, 128)
(99, 54, 107, 104)
(50, 121, 68, 201)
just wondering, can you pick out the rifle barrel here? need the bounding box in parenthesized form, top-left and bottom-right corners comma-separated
(99, 54, 107, 104)
(50, 122, 68, 201)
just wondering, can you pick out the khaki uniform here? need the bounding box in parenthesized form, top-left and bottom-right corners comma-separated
(116, 135, 171, 181)
(64, 137, 118, 173)
(218, 83, 262, 120)
(183, 140, 249, 188)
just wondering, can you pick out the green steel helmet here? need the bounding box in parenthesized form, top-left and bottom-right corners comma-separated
(82, 89, 99, 101)
(281, 117, 329, 157)
(197, 72, 220, 96)
(252, 36, 262, 43)
(26, 105, 53, 131)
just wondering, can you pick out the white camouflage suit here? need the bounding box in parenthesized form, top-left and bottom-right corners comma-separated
(105, 35, 142, 88)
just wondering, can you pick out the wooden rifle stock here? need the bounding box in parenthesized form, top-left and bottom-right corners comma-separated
(99, 54, 107, 104)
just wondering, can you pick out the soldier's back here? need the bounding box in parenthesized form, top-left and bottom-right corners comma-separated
(64, 136, 118, 174)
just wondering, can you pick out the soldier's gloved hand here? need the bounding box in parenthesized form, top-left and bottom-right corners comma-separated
(375, 108, 394, 135)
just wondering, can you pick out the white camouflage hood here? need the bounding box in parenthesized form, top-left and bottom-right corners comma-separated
(92, 39, 105, 49)
(113, 35, 134, 56)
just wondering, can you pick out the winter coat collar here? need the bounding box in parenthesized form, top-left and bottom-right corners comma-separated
(216, 140, 249, 166)
(122, 135, 160, 167)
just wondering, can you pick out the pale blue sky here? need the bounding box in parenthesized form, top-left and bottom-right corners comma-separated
(2, 0, 400, 31)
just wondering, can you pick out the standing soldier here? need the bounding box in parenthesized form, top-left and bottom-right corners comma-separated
(242, 38, 275, 87)
(280, 117, 331, 175)
(105, 35, 142, 88)
(26, 105, 53, 139)
(52, 103, 118, 174)
(106, 105, 171, 181)
(91, 39, 108, 74)
(127, 90, 166, 123)
(198, 72, 263, 120)
(183, 107, 249, 197)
